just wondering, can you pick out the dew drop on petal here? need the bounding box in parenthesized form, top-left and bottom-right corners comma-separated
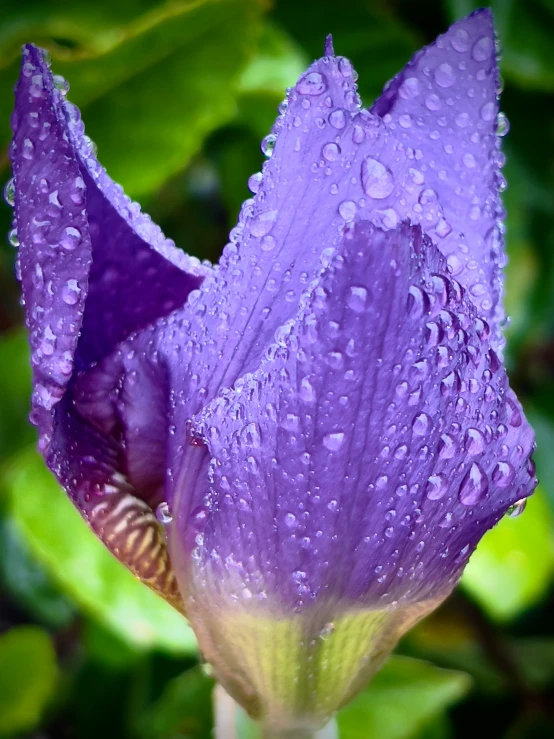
(459, 462, 488, 505)
(492, 461, 515, 487)
(507, 498, 527, 518)
(323, 432, 345, 451)
(329, 109, 347, 129)
(156, 501, 172, 525)
(472, 35, 493, 62)
(361, 157, 395, 199)
(322, 142, 341, 161)
(338, 200, 357, 221)
(425, 474, 447, 500)
(297, 72, 327, 96)
(434, 62, 455, 88)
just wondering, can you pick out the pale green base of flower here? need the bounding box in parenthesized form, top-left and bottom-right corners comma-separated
(214, 683, 339, 739)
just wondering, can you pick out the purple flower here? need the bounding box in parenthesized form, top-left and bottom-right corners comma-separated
(8, 9, 536, 734)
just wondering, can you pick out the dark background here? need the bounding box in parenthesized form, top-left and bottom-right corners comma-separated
(1, 0, 554, 736)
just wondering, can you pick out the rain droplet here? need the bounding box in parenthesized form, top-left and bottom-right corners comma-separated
(59, 226, 81, 251)
(323, 432, 345, 451)
(492, 461, 515, 487)
(425, 93, 441, 111)
(248, 172, 262, 194)
(338, 200, 357, 221)
(496, 112, 510, 137)
(156, 501, 172, 525)
(426, 474, 447, 500)
(507, 498, 526, 518)
(322, 142, 341, 161)
(250, 209, 277, 237)
(438, 433, 456, 459)
(472, 35, 493, 62)
(297, 72, 327, 96)
(463, 152, 476, 168)
(8, 228, 19, 248)
(329, 109, 347, 129)
(53, 74, 69, 95)
(22, 138, 34, 160)
(62, 279, 81, 305)
(459, 462, 488, 505)
(260, 234, 276, 252)
(3, 177, 15, 207)
(434, 62, 455, 88)
(399, 77, 420, 100)
(361, 157, 395, 199)
(451, 28, 470, 52)
(480, 101, 496, 122)
(347, 285, 369, 312)
(465, 428, 485, 455)
(412, 412, 431, 436)
(261, 134, 277, 158)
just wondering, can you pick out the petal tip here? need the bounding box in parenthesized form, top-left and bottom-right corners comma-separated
(324, 34, 335, 57)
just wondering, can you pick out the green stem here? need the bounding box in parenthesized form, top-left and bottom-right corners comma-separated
(213, 683, 339, 739)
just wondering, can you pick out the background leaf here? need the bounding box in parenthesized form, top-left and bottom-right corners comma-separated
(0, 626, 58, 737)
(3, 448, 197, 654)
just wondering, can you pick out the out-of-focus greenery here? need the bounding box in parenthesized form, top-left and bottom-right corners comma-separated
(1, 0, 554, 737)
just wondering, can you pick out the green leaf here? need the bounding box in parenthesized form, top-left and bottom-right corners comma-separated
(337, 656, 470, 739)
(0, 0, 266, 197)
(0, 329, 33, 461)
(461, 488, 554, 620)
(0, 626, 58, 737)
(3, 447, 197, 654)
(137, 667, 213, 739)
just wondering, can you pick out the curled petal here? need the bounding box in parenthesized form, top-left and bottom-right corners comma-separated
(372, 9, 507, 351)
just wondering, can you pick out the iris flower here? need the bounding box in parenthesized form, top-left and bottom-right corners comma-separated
(8, 8, 536, 737)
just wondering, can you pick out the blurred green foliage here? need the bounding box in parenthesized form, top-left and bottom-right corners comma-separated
(1, 0, 554, 737)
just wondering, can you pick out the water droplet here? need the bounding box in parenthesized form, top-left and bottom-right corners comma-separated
(329, 109, 347, 129)
(3, 177, 15, 207)
(352, 125, 365, 144)
(465, 428, 485, 455)
(297, 71, 327, 96)
(434, 62, 455, 88)
(248, 172, 262, 194)
(322, 142, 341, 161)
(399, 77, 421, 100)
(407, 285, 430, 318)
(412, 412, 431, 436)
(463, 152, 476, 168)
(426, 474, 447, 500)
(496, 112, 510, 137)
(361, 157, 394, 199)
(260, 234, 276, 252)
(22, 138, 34, 160)
(319, 622, 335, 640)
(53, 74, 69, 95)
(251, 209, 277, 237)
(338, 200, 357, 221)
(347, 285, 369, 312)
(425, 93, 441, 111)
(472, 35, 493, 62)
(419, 188, 438, 205)
(480, 101, 496, 122)
(59, 226, 81, 251)
(492, 461, 515, 488)
(156, 501, 172, 525)
(446, 254, 463, 276)
(438, 433, 456, 459)
(323, 432, 345, 451)
(507, 498, 526, 518)
(451, 28, 470, 52)
(261, 134, 277, 158)
(8, 228, 19, 247)
(300, 377, 316, 402)
(459, 462, 488, 505)
(62, 279, 81, 305)
(399, 114, 412, 129)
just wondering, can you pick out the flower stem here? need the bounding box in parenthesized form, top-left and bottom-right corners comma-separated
(213, 683, 339, 739)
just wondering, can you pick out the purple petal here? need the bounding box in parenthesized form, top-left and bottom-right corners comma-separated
(10, 45, 207, 447)
(175, 222, 535, 610)
(372, 9, 507, 351)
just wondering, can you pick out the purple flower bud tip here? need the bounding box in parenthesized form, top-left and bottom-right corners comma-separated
(8, 8, 536, 732)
